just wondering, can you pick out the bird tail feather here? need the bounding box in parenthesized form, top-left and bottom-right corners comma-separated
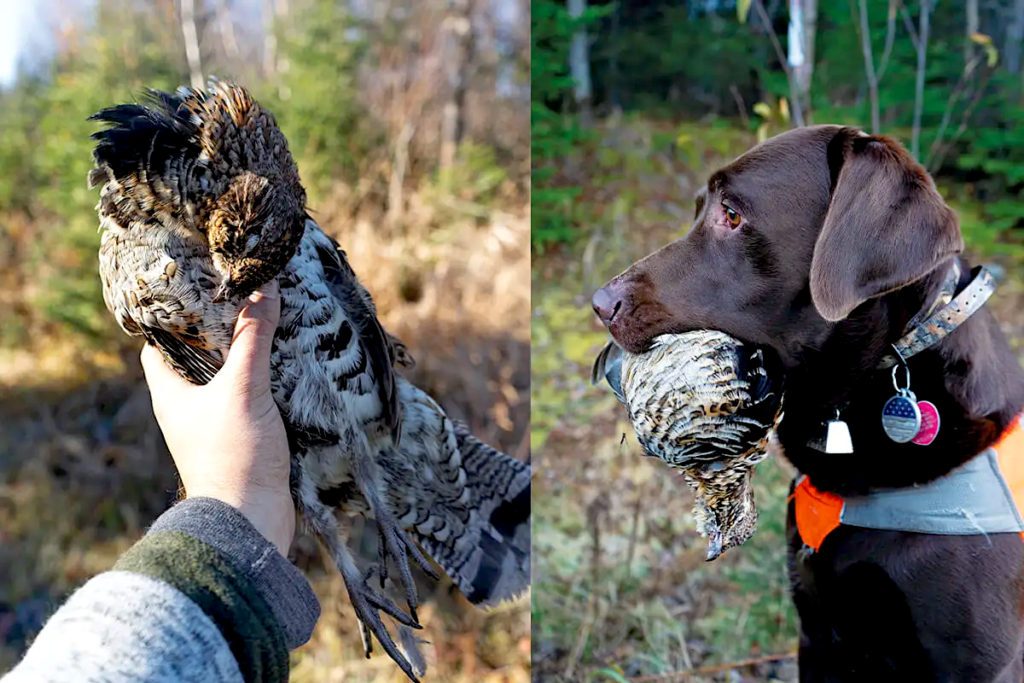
(402, 418, 531, 608)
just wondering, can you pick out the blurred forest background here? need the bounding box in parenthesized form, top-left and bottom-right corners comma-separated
(0, 0, 530, 681)
(532, 0, 1024, 681)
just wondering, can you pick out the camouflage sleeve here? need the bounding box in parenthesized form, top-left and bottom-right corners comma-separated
(1, 498, 319, 683)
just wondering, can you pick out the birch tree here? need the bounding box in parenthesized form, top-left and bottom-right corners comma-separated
(788, 0, 817, 122)
(440, 0, 474, 172)
(180, 0, 203, 90)
(567, 0, 592, 118)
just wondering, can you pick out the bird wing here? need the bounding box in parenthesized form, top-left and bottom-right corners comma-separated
(311, 228, 402, 444)
(91, 87, 238, 386)
(89, 89, 207, 227)
(144, 325, 223, 385)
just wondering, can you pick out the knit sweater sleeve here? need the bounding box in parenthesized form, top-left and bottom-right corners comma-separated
(1, 498, 320, 683)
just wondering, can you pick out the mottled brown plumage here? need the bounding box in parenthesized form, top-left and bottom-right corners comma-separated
(593, 331, 784, 559)
(90, 81, 530, 681)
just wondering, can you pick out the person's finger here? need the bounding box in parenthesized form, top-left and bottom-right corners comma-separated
(220, 280, 281, 392)
(140, 342, 195, 399)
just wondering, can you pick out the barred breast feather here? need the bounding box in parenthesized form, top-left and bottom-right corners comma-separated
(593, 330, 784, 560)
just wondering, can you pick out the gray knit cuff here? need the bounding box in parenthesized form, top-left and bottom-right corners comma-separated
(147, 497, 320, 649)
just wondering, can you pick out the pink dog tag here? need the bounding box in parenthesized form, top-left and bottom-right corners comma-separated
(911, 400, 941, 446)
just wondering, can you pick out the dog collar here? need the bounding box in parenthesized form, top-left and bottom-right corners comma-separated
(876, 263, 997, 370)
(904, 260, 962, 333)
(806, 262, 998, 453)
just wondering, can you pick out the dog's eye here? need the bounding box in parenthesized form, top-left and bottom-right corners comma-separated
(724, 206, 742, 228)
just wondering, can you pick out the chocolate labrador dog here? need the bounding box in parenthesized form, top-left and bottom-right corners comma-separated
(593, 125, 1024, 681)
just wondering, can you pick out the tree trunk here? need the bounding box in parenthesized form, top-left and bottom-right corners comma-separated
(858, 0, 880, 133)
(965, 0, 979, 68)
(608, 0, 621, 112)
(1006, 0, 1024, 74)
(567, 0, 592, 119)
(180, 0, 204, 90)
(911, 0, 932, 161)
(389, 121, 415, 223)
(215, 0, 239, 61)
(263, 0, 277, 78)
(440, 0, 474, 172)
(877, 0, 897, 81)
(788, 0, 817, 123)
(752, 0, 804, 127)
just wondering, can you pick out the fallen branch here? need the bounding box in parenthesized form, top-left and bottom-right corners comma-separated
(627, 651, 799, 682)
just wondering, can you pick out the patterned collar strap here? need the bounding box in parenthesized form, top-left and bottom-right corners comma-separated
(903, 260, 961, 332)
(877, 264, 997, 370)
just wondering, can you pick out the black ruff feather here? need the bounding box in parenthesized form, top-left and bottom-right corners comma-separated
(88, 89, 201, 184)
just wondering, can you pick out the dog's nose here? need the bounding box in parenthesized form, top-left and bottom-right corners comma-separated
(592, 285, 622, 325)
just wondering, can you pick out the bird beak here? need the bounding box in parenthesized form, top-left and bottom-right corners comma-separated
(212, 279, 233, 304)
(705, 527, 724, 562)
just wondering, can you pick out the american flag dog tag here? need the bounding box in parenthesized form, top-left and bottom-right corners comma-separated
(882, 389, 921, 443)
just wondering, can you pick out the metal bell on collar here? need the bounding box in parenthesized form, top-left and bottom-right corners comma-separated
(808, 408, 854, 454)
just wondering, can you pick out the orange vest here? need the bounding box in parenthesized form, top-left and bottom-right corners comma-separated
(792, 415, 1024, 552)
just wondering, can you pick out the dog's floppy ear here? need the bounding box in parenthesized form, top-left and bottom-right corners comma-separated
(809, 130, 963, 322)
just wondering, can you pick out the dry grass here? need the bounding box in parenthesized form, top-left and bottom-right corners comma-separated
(0, 190, 530, 681)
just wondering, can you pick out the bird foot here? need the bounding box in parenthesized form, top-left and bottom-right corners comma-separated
(375, 507, 441, 623)
(358, 565, 428, 677)
(340, 562, 423, 682)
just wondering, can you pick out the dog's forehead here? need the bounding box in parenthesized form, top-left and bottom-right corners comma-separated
(709, 126, 844, 201)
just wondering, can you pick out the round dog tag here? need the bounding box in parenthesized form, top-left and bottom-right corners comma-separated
(882, 391, 921, 443)
(911, 400, 941, 446)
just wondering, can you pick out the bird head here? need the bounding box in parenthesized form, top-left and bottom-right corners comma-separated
(687, 465, 759, 561)
(89, 79, 310, 304)
(207, 172, 305, 302)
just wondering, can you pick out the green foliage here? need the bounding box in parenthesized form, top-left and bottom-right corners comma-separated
(262, 0, 375, 200)
(598, 4, 761, 116)
(0, 3, 186, 344)
(537, 0, 1024, 260)
(530, 0, 607, 249)
(434, 141, 508, 203)
(819, 2, 1024, 259)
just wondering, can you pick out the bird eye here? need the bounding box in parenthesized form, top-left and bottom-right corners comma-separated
(724, 206, 742, 228)
(245, 234, 260, 253)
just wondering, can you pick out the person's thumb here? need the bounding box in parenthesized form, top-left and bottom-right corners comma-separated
(140, 342, 195, 402)
(220, 280, 281, 393)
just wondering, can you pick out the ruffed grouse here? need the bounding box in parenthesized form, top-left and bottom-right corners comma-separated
(89, 81, 530, 680)
(593, 331, 783, 560)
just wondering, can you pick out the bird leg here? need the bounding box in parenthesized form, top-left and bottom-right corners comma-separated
(296, 477, 423, 682)
(362, 565, 428, 677)
(353, 450, 440, 624)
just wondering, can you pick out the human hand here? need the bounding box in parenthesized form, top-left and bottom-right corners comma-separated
(141, 281, 294, 555)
